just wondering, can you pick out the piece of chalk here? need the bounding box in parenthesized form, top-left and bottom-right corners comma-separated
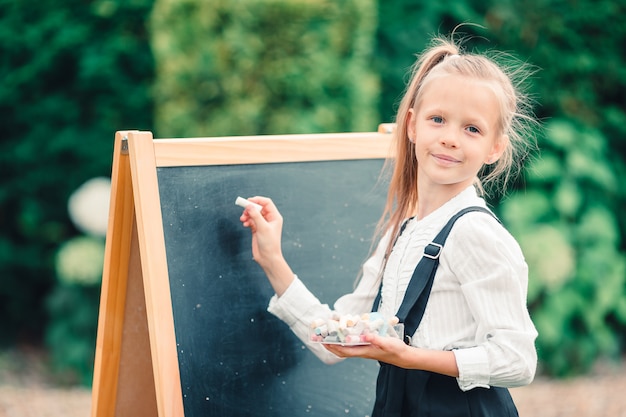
(235, 196, 262, 211)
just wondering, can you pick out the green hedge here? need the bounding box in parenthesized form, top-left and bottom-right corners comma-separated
(0, 0, 155, 381)
(150, 0, 379, 137)
(476, 0, 626, 377)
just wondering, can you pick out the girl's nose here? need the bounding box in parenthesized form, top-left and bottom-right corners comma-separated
(440, 130, 459, 148)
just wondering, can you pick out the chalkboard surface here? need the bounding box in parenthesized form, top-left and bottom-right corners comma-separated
(157, 159, 387, 417)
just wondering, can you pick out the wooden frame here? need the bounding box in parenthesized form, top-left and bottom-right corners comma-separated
(91, 125, 394, 417)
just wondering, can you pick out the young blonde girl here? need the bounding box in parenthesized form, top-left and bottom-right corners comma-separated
(240, 34, 538, 416)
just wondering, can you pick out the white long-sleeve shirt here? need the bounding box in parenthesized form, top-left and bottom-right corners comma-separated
(267, 186, 538, 391)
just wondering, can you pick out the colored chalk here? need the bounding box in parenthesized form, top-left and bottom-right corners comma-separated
(309, 313, 404, 345)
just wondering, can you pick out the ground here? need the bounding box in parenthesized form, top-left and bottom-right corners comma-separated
(1, 347, 624, 417)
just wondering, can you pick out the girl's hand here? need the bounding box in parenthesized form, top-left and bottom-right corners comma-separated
(239, 196, 295, 296)
(323, 333, 412, 368)
(324, 333, 460, 377)
(239, 196, 283, 268)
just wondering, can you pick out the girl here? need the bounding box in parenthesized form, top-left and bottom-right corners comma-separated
(239, 34, 538, 416)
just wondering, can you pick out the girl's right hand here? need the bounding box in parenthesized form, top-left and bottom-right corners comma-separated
(239, 197, 295, 295)
(239, 196, 283, 267)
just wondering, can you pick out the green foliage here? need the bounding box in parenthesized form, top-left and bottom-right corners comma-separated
(150, 0, 379, 137)
(502, 119, 626, 376)
(45, 282, 102, 386)
(0, 0, 154, 364)
(45, 235, 104, 385)
(485, 0, 626, 376)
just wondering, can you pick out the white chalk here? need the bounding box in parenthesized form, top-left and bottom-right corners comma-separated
(235, 196, 262, 211)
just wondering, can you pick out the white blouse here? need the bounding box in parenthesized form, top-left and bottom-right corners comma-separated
(267, 186, 538, 391)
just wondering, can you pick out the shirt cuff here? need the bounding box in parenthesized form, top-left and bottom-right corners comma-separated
(453, 347, 491, 391)
(267, 275, 326, 327)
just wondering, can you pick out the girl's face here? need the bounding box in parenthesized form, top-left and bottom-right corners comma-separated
(407, 74, 506, 195)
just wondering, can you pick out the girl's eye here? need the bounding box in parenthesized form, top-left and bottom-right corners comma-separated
(431, 116, 444, 124)
(467, 126, 481, 134)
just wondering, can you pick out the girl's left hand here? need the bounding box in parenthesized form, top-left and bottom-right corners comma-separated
(323, 333, 411, 368)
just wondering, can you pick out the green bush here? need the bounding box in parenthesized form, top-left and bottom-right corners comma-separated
(501, 119, 626, 375)
(0, 0, 154, 359)
(486, 0, 626, 376)
(150, 0, 379, 137)
(46, 235, 105, 385)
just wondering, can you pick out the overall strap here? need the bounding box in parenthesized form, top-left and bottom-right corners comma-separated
(377, 206, 497, 344)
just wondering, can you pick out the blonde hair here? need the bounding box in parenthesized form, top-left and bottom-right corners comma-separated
(377, 33, 539, 259)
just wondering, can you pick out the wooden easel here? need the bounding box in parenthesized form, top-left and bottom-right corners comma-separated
(91, 125, 394, 417)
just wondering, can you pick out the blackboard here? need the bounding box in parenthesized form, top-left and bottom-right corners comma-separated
(90, 128, 394, 417)
(159, 160, 386, 416)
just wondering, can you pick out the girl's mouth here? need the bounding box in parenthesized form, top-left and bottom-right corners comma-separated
(432, 153, 461, 164)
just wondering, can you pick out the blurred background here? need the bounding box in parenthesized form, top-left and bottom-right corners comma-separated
(1, 0, 625, 414)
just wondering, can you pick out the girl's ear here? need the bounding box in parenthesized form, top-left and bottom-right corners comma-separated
(485, 134, 508, 164)
(406, 109, 416, 142)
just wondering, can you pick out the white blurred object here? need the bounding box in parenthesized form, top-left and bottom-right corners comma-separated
(68, 177, 111, 237)
(55, 236, 106, 285)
